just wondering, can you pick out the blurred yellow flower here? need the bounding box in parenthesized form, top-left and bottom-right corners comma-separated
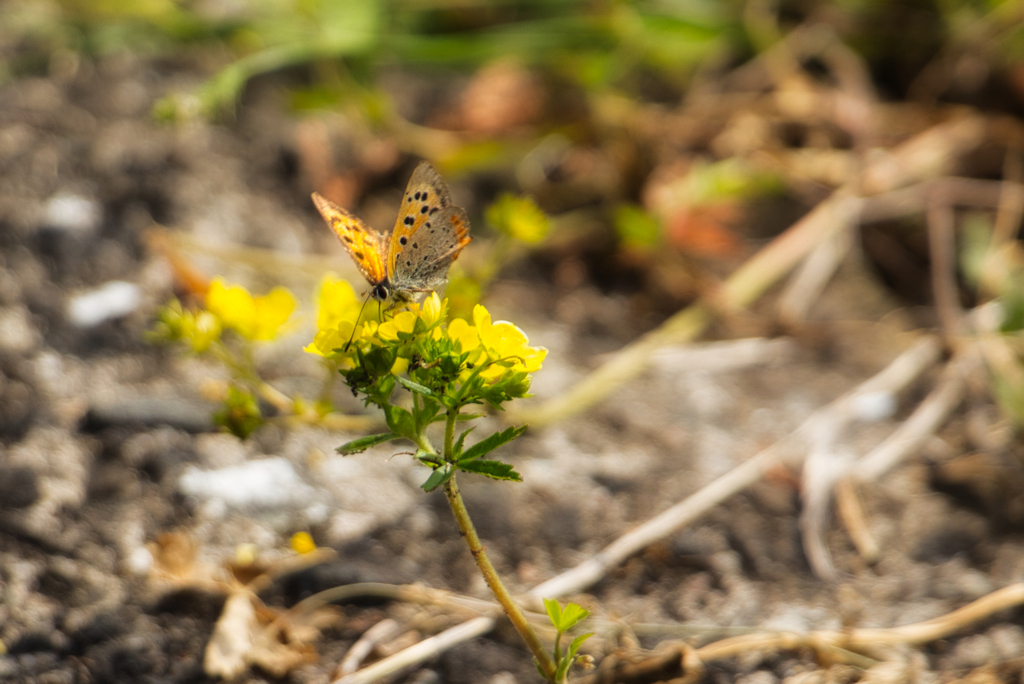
(206, 278, 296, 341)
(187, 309, 222, 352)
(290, 531, 316, 555)
(316, 276, 362, 330)
(487, 194, 550, 244)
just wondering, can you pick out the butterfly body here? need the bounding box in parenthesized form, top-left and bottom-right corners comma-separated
(312, 162, 471, 304)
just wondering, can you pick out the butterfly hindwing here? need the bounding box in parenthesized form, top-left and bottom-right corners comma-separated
(311, 192, 388, 287)
(388, 162, 455, 280)
(312, 162, 471, 303)
(390, 205, 472, 293)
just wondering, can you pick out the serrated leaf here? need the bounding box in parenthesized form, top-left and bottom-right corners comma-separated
(396, 375, 433, 396)
(456, 458, 522, 481)
(383, 404, 415, 438)
(452, 426, 476, 460)
(559, 603, 590, 631)
(337, 431, 400, 455)
(422, 466, 454, 492)
(543, 597, 562, 629)
(567, 632, 593, 660)
(458, 425, 527, 463)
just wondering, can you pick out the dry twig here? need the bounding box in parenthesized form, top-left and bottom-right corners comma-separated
(525, 335, 942, 605)
(330, 617, 496, 684)
(516, 115, 985, 427)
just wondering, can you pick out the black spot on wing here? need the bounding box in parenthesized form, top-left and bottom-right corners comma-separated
(404, 216, 415, 226)
(420, 205, 429, 214)
(412, 242, 418, 249)
(399, 236, 408, 245)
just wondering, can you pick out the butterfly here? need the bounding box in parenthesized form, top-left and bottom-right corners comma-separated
(312, 162, 472, 304)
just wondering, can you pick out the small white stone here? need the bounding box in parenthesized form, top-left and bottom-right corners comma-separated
(851, 390, 897, 421)
(125, 546, 153, 576)
(44, 192, 102, 234)
(178, 457, 316, 510)
(67, 280, 142, 327)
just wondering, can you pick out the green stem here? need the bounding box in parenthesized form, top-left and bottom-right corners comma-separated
(444, 407, 457, 462)
(443, 474, 556, 681)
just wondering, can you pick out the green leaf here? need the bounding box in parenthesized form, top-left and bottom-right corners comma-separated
(544, 598, 591, 632)
(452, 426, 476, 460)
(559, 603, 590, 632)
(383, 404, 415, 438)
(415, 396, 442, 434)
(543, 597, 563, 630)
(458, 425, 527, 463)
(615, 203, 662, 250)
(213, 385, 263, 439)
(555, 658, 572, 684)
(414, 448, 442, 468)
(567, 632, 593, 660)
(396, 375, 434, 396)
(422, 466, 454, 492)
(456, 459, 522, 482)
(362, 345, 397, 376)
(337, 431, 400, 455)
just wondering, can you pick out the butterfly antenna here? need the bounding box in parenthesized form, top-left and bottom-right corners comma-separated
(344, 293, 373, 352)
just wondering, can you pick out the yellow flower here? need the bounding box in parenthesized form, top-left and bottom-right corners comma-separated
(304, 319, 380, 360)
(291, 532, 316, 555)
(378, 310, 418, 341)
(206, 278, 296, 341)
(472, 305, 546, 375)
(418, 292, 446, 328)
(447, 317, 480, 354)
(316, 276, 362, 331)
(304, 326, 348, 357)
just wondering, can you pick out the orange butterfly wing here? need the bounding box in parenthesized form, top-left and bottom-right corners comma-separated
(387, 162, 454, 279)
(311, 192, 388, 287)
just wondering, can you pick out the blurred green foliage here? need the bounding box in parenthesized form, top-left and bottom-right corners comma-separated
(6, 0, 1024, 112)
(2, 0, 728, 115)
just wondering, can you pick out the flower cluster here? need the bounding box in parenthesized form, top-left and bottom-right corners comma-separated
(150, 279, 298, 438)
(306, 277, 546, 410)
(307, 277, 546, 488)
(152, 278, 297, 352)
(206, 278, 297, 342)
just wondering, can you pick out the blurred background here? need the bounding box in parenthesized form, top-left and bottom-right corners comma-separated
(5, 1, 1024, 682)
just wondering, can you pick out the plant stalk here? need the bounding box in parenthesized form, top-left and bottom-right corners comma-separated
(443, 473, 556, 681)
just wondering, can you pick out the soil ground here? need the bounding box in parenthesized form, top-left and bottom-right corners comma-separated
(2, 45, 1024, 684)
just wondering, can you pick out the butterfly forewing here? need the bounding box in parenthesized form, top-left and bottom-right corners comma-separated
(312, 192, 388, 287)
(312, 161, 471, 304)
